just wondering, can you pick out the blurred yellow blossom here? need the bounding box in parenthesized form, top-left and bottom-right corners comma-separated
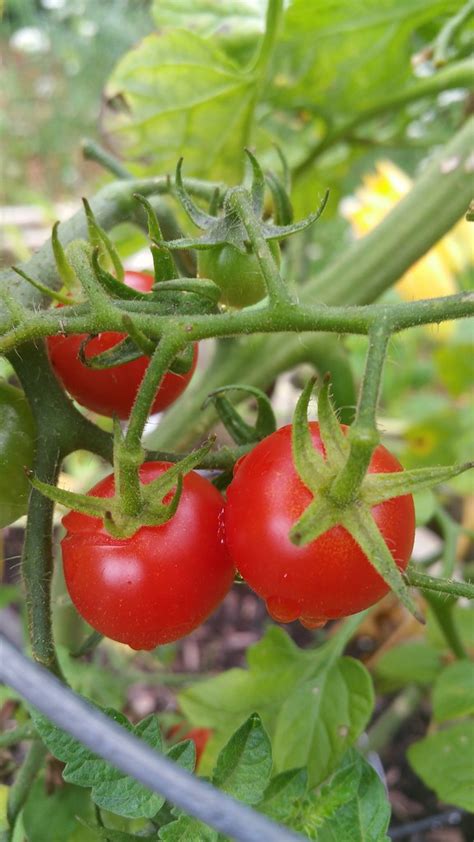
(342, 160, 473, 338)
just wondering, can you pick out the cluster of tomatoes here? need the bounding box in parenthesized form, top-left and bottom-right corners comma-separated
(42, 271, 416, 651)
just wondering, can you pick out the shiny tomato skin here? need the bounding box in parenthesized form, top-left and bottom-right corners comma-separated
(225, 423, 415, 627)
(47, 271, 197, 419)
(61, 462, 233, 650)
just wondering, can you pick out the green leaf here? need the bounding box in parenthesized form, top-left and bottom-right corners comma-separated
(159, 816, 218, 841)
(180, 625, 374, 786)
(212, 714, 272, 805)
(315, 750, 391, 842)
(151, 0, 266, 38)
(23, 778, 94, 842)
(408, 721, 474, 812)
(374, 642, 443, 692)
(276, 0, 460, 115)
(57, 645, 126, 710)
(105, 31, 256, 181)
(432, 660, 474, 722)
(257, 768, 307, 821)
(31, 708, 182, 819)
(273, 656, 374, 787)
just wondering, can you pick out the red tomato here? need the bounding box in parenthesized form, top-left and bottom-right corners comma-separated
(167, 725, 212, 765)
(225, 423, 415, 627)
(61, 462, 233, 650)
(47, 271, 198, 419)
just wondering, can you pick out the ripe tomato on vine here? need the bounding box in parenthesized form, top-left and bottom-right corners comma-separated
(225, 422, 415, 628)
(47, 271, 198, 419)
(61, 462, 234, 650)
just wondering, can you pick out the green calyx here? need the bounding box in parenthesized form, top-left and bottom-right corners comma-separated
(27, 439, 215, 539)
(290, 379, 473, 622)
(157, 152, 328, 255)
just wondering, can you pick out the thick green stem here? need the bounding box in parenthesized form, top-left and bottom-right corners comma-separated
(9, 343, 112, 671)
(126, 335, 185, 447)
(2, 289, 472, 356)
(329, 324, 390, 505)
(310, 117, 474, 306)
(81, 138, 132, 179)
(406, 568, 474, 600)
(114, 334, 185, 515)
(251, 0, 284, 78)
(295, 60, 474, 177)
(6, 741, 46, 839)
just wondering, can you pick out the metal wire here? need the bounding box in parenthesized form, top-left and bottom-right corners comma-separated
(0, 633, 305, 842)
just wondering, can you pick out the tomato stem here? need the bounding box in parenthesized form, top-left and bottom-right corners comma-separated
(228, 187, 292, 307)
(329, 325, 389, 506)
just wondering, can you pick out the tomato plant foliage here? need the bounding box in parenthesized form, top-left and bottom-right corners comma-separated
(0, 1, 473, 841)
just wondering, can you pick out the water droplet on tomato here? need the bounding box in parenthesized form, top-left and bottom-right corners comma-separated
(266, 596, 301, 623)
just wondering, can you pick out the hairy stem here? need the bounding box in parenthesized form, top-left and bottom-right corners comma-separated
(6, 741, 47, 839)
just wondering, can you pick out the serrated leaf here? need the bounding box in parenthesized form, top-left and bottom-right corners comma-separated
(159, 815, 218, 841)
(167, 739, 197, 773)
(257, 768, 307, 821)
(180, 624, 373, 786)
(31, 708, 167, 819)
(276, 0, 460, 116)
(408, 721, 474, 812)
(23, 777, 94, 842)
(273, 657, 374, 786)
(105, 31, 256, 181)
(212, 714, 272, 805)
(432, 661, 474, 723)
(315, 750, 391, 842)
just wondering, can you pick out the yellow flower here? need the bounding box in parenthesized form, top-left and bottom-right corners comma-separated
(342, 161, 473, 338)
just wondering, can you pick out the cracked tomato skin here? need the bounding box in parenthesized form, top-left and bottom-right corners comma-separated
(61, 462, 233, 650)
(47, 271, 197, 419)
(225, 423, 415, 628)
